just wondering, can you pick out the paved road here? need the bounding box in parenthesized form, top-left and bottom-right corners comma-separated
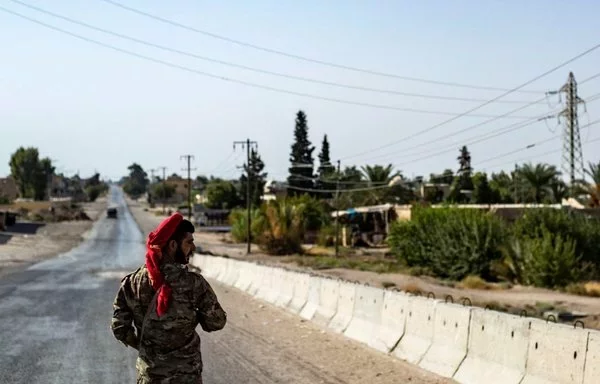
(0, 187, 343, 383)
(0, 187, 448, 384)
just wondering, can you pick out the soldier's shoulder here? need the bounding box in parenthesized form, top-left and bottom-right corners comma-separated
(120, 265, 146, 284)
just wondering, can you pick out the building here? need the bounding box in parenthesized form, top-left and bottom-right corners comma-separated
(0, 176, 18, 202)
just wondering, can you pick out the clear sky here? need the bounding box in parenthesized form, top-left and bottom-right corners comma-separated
(1, 0, 599, 183)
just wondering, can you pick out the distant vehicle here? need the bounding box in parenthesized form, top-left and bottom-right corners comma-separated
(107, 207, 118, 219)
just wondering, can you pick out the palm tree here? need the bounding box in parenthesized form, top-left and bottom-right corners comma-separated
(360, 164, 399, 185)
(517, 162, 561, 203)
(580, 161, 600, 207)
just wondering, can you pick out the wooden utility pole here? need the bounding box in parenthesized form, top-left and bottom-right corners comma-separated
(158, 166, 167, 214)
(233, 139, 258, 254)
(335, 159, 341, 257)
(181, 155, 196, 221)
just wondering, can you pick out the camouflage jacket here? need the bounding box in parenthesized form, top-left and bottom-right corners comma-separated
(111, 263, 227, 383)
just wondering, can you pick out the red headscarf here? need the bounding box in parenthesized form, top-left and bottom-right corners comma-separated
(145, 212, 184, 317)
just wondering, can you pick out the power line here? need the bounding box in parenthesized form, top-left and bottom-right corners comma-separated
(0, 6, 542, 120)
(99, 0, 547, 95)
(6, 0, 549, 106)
(233, 138, 258, 255)
(338, 40, 600, 161)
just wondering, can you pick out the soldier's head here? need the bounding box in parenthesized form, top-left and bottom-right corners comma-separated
(162, 219, 196, 265)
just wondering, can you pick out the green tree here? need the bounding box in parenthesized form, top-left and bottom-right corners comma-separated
(429, 169, 455, 185)
(122, 163, 149, 199)
(316, 134, 335, 198)
(517, 162, 560, 203)
(490, 171, 516, 203)
(578, 161, 600, 207)
(151, 183, 176, 201)
(9, 147, 54, 200)
(240, 148, 268, 207)
(206, 180, 241, 209)
(449, 146, 474, 203)
(287, 110, 315, 196)
(472, 172, 497, 204)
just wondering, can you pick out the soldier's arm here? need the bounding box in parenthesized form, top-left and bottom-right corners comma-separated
(193, 274, 227, 332)
(111, 277, 139, 350)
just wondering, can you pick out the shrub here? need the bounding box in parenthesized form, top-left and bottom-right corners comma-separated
(256, 200, 304, 255)
(317, 225, 336, 247)
(388, 206, 506, 280)
(229, 208, 266, 243)
(289, 194, 331, 231)
(513, 209, 600, 278)
(517, 228, 581, 288)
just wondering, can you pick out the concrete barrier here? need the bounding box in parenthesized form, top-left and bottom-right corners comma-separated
(584, 330, 600, 384)
(344, 284, 384, 346)
(313, 278, 340, 327)
(287, 272, 310, 314)
(222, 259, 240, 286)
(419, 302, 471, 378)
(274, 269, 295, 308)
(328, 281, 357, 333)
(393, 295, 437, 365)
(369, 289, 409, 353)
(453, 309, 530, 384)
(521, 319, 588, 384)
(212, 257, 228, 282)
(299, 276, 321, 321)
(247, 264, 268, 296)
(264, 268, 282, 305)
(255, 266, 276, 302)
(233, 262, 254, 292)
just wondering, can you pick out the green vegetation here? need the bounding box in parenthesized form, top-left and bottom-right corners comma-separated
(388, 206, 600, 289)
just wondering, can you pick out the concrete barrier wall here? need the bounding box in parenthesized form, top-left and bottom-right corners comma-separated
(418, 302, 471, 378)
(521, 320, 588, 384)
(393, 295, 437, 365)
(299, 276, 321, 321)
(369, 289, 408, 353)
(194, 255, 600, 384)
(584, 330, 600, 384)
(453, 309, 530, 384)
(328, 281, 357, 334)
(343, 284, 384, 346)
(313, 277, 340, 328)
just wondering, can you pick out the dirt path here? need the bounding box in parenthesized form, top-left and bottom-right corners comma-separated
(0, 198, 107, 276)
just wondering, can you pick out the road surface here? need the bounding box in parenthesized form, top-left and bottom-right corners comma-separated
(0, 187, 449, 384)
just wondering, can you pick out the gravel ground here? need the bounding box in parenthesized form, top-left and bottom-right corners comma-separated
(129, 199, 453, 384)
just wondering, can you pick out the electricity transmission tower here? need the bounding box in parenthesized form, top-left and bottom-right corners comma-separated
(559, 72, 585, 192)
(233, 139, 258, 254)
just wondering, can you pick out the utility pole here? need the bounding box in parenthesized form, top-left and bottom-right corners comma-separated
(181, 155, 196, 221)
(233, 139, 258, 254)
(559, 72, 585, 195)
(158, 166, 167, 214)
(334, 160, 341, 257)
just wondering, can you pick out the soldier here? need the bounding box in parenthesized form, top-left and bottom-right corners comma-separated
(111, 212, 227, 383)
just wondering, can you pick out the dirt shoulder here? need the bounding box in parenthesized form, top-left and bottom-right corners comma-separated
(127, 201, 600, 330)
(0, 198, 108, 277)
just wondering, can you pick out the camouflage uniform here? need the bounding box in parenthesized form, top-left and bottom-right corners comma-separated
(111, 262, 227, 383)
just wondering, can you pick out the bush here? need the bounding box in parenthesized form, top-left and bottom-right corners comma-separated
(513, 209, 600, 279)
(85, 184, 107, 202)
(288, 194, 331, 231)
(229, 208, 266, 243)
(518, 228, 581, 288)
(317, 225, 336, 247)
(257, 200, 304, 255)
(388, 206, 506, 281)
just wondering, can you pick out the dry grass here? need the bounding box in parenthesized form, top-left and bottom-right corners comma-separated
(399, 282, 424, 295)
(566, 281, 600, 297)
(457, 275, 495, 290)
(0, 201, 52, 212)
